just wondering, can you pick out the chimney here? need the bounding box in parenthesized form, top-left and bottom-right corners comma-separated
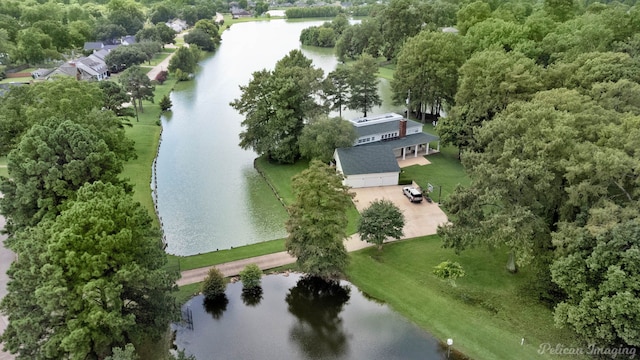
(399, 119, 407, 138)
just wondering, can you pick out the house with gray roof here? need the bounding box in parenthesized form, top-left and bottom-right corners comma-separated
(47, 55, 109, 81)
(334, 113, 440, 188)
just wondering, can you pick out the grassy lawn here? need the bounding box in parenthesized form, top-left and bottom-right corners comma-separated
(402, 145, 469, 205)
(254, 156, 360, 234)
(121, 78, 176, 223)
(347, 235, 586, 360)
(0, 77, 31, 84)
(169, 238, 286, 272)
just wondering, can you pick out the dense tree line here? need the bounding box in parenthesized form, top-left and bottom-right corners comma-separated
(0, 78, 177, 359)
(393, 0, 640, 351)
(0, 0, 223, 66)
(299, 14, 349, 48)
(285, 6, 344, 19)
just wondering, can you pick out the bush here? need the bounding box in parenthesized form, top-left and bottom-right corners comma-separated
(433, 261, 465, 286)
(159, 94, 172, 112)
(201, 267, 226, 300)
(239, 264, 263, 290)
(155, 70, 168, 84)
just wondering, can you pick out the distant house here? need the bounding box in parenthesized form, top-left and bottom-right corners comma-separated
(84, 42, 104, 52)
(121, 35, 136, 45)
(334, 113, 440, 188)
(231, 8, 252, 18)
(48, 55, 109, 81)
(31, 68, 54, 79)
(166, 19, 188, 33)
(91, 48, 111, 61)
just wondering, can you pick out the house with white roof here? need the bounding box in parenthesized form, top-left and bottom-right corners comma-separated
(334, 113, 440, 188)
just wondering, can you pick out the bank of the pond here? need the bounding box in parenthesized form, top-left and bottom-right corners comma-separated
(347, 235, 587, 360)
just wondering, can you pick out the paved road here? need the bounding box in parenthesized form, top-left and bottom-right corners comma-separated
(0, 214, 16, 360)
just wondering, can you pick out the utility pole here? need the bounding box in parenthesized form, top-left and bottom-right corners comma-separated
(406, 89, 411, 119)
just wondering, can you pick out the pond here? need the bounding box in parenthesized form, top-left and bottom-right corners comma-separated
(174, 273, 462, 360)
(156, 19, 402, 256)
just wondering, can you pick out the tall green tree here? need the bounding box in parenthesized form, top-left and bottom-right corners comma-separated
(335, 19, 383, 61)
(438, 89, 640, 270)
(346, 53, 381, 117)
(0, 78, 104, 155)
(456, 1, 492, 35)
(230, 50, 325, 163)
(119, 65, 155, 117)
(99, 81, 133, 118)
(298, 116, 357, 163)
(323, 67, 350, 117)
(168, 46, 201, 75)
(438, 49, 542, 152)
(285, 160, 353, 280)
(0, 116, 133, 234)
(0, 182, 177, 359)
(392, 30, 466, 121)
(357, 199, 405, 250)
(184, 28, 216, 52)
(378, 0, 426, 59)
(551, 202, 640, 348)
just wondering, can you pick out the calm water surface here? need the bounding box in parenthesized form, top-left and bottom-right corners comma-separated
(174, 273, 457, 360)
(156, 20, 401, 255)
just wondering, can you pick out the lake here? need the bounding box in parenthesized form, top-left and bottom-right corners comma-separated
(156, 19, 402, 256)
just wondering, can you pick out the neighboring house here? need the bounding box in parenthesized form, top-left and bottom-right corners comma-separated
(84, 42, 104, 52)
(166, 19, 188, 33)
(47, 55, 109, 81)
(334, 113, 440, 188)
(441, 27, 459, 34)
(92, 48, 111, 61)
(121, 35, 136, 45)
(231, 8, 252, 18)
(31, 68, 54, 79)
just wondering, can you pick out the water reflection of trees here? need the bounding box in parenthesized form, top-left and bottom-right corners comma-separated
(286, 276, 351, 359)
(203, 295, 229, 320)
(241, 287, 264, 307)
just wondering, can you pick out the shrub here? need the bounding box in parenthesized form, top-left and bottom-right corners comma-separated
(239, 263, 263, 290)
(433, 260, 465, 286)
(155, 70, 168, 84)
(201, 267, 226, 300)
(159, 94, 172, 112)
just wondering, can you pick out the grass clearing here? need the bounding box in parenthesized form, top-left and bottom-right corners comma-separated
(402, 145, 470, 204)
(254, 156, 360, 234)
(121, 78, 176, 224)
(169, 238, 286, 272)
(347, 235, 586, 360)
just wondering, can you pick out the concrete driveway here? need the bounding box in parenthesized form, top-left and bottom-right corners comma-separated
(351, 185, 449, 239)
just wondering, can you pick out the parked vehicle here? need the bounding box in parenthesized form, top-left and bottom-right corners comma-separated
(403, 186, 423, 203)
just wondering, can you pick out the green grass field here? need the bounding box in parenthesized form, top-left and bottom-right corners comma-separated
(254, 156, 360, 234)
(168, 238, 286, 272)
(120, 78, 176, 223)
(347, 235, 586, 360)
